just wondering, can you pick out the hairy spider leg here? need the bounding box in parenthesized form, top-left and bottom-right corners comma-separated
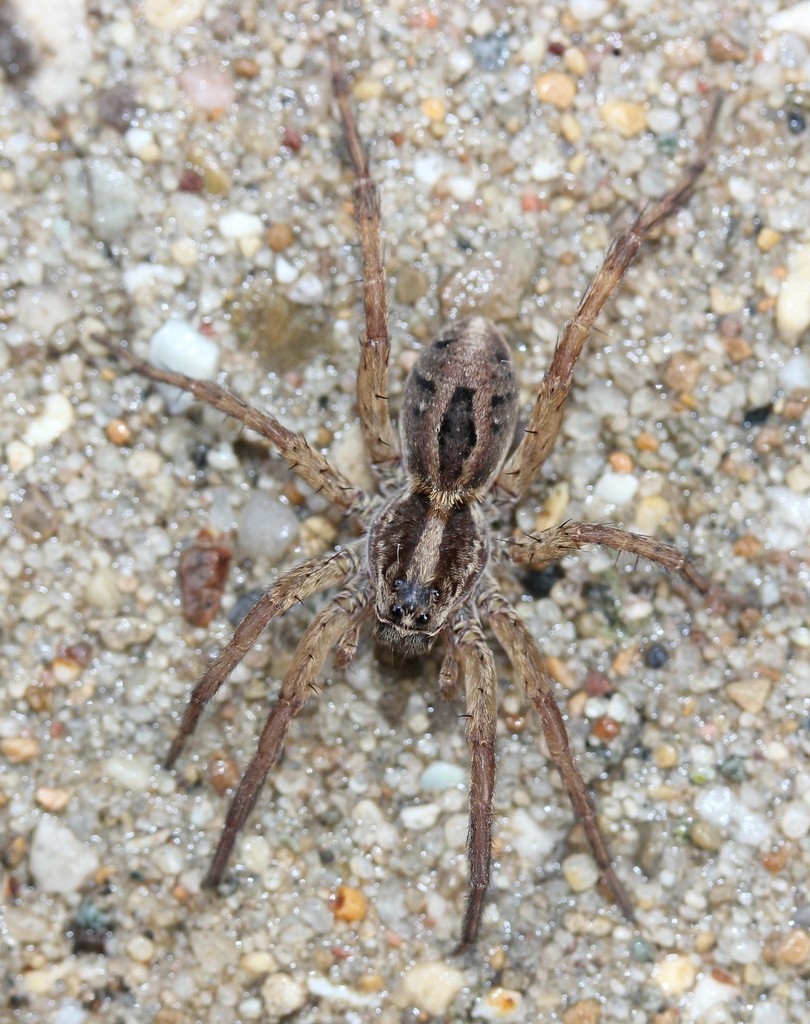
(498, 95, 723, 499)
(164, 544, 364, 768)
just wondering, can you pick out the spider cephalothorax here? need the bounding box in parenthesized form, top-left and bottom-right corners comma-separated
(101, 36, 723, 949)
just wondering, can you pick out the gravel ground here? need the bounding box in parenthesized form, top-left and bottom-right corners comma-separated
(2, 2, 809, 1022)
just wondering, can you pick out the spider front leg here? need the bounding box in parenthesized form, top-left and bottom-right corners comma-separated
(498, 95, 722, 500)
(480, 579, 634, 920)
(205, 579, 371, 887)
(165, 544, 363, 768)
(450, 613, 499, 950)
(328, 35, 398, 473)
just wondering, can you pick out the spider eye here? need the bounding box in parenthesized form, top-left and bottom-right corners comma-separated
(415, 612, 430, 626)
(390, 603, 403, 621)
(393, 578, 403, 590)
(430, 587, 440, 600)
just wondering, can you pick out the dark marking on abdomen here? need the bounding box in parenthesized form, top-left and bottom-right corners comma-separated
(439, 386, 476, 482)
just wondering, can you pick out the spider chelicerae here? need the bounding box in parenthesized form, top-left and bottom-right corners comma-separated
(102, 38, 723, 950)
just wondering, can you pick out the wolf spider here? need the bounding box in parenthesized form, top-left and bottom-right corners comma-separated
(101, 39, 723, 949)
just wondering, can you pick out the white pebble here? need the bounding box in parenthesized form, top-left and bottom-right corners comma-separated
(763, 486, 810, 550)
(400, 802, 441, 830)
(288, 271, 324, 305)
(776, 246, 810, 340)
(275, 255, 298, 284)
(530, 153, 564, 182)
(780, 800, 810, 839)
(178, 62, 236, 114)
(570, 0, 609, 20)
(219, 210, 263, 239)
(6, 439, 34, 473)
(769, 2, 810, 41)
(149, 320, 219, 379)
(23, 393, 75, 447)
(261, 973, 307, 1020)
(280, 42, 306, 70)
(506, 807, 557, 861)
(687, 971, 739, 1016)
(446, 175, 477, 202)
(419, 761, 466, 791)
(473, 987, 525, 1021)
(104, 754, 153, 790)
(470, 9, 495, 35)
(237, 492, 299, 562)
(594, 468, 639, 505)
(781, 353, 810, 390)
(413, 150, 446, 186)
(728, 175, 757, 204)
(15, 284, 74, 340)
(401, 961, 464, 1016)
(30, 816, 99, 894)
(562, 851, 599, 892)
(693, 786, 771, 845)
(124, 127, 157, 160)
(646, 107, 681, 134)
(143, 0, 202, 29)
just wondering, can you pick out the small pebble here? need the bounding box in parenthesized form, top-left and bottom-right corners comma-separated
(237, 492, 299, 562)
(594, 468, 638, 505)
(23, 393, 75, 448)
(420, 761, 466, 791)
(474, 987, 525, 1021)
(401, 961, 464, 1017)
(725, 677, 771, 714)
(29, 817, 99, 894)
(769, 2, 810, 41)
(535, 71, 577, 109)
(143, 0, 202, 29)
(1, 736, 41, 763)
(570, 0, 608, 19)
(400, 802, 441, 830)
(219, 209, 263, 239)
(34, 786, 71, 812)
(562, 999, 601, 1024)
(261, 972, 307, 1021)
(776, 929, 810, 964)
(694, 786, 771, 845)
(600, 100, 647, 137)
(288, 271, 325, 305)
(413, 150, 446, 186)
(779, 801, 810, 840)
(561, 851, 599, 893)
(149, 320, 219, 379)
(653, 953, 697, 996)
(267, 222, 295, 251)
(126, 935, 156, 963)
(664, 352, 701, 391)
(689, 971, 738, 1015)
(333, 884, 367, 923)
(178, 62, 236, 115)
(776, 245, 810, 340)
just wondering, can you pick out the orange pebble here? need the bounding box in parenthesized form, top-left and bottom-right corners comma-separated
(333, 884, 367, 922)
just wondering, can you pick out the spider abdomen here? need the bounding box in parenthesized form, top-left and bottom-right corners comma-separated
(400, 316, 518, 498)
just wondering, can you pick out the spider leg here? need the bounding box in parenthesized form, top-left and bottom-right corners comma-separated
(165, 544, 363, 769)
(497, 95, 723, 500)
(505, 522, 717, 598)
(96, 337, 367, 513)
(450, 613, 498, 950)
(479, 579, 634, 920)
(327, 35, 399, 473)
(205, 579, 371, 887)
